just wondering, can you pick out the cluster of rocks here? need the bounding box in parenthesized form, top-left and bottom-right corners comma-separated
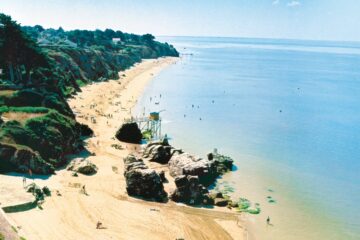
(167, 150, 233, 206)
(168, 149, 233, 186)
(122, 141, 235, 207)
(67, 158, 98, 175)
(123, 155, 167, 202)
(143, 142, 233, 186)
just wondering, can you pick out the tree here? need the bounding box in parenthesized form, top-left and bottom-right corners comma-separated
(142, 33, 155, 43)
(0, 13, 50, 85)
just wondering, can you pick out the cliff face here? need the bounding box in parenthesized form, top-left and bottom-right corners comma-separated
(0, 19, 178, 174)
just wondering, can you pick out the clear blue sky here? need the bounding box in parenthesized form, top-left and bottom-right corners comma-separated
(1, 0, 360, 41)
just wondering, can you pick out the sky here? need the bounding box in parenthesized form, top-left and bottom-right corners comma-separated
(1, 0, 360, 41)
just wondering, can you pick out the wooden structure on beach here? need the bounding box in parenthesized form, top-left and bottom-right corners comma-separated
(125, 112, 162, 140)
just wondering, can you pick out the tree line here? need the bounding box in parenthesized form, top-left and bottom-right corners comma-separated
(0, 13, 50, 86)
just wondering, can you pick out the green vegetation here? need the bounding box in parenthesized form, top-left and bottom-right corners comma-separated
(142, 130, 152, 140)
(0, 109, 80, 173)
(11, 226, 17, 233)
(246, 203, 261, 214)
(267, 195, 276, 203)
(0, 106, 49, 114)
(0, 14, 50, 86)
(213, 181, 235, 195)
(0, 232, 4, 240)
(237, 198, 261, 214)
(237, 198, 251, 210)
(0, 12, 178, 174)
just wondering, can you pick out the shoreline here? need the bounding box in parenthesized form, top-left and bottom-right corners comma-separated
(0, 57, 249, 240)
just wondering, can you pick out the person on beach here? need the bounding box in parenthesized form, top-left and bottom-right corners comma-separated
(96, 221, 103, 229)
(81, 185, 87, 195)
(22, 177, 26, 187)
(267, 216, 271, 225)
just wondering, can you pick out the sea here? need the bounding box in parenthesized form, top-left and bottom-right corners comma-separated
(134, 36, 360, 240)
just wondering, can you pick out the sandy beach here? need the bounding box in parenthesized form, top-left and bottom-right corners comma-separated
(0, 57, 249, 240)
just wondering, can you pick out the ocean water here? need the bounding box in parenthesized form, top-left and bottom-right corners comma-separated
(134, 37, 360, 240)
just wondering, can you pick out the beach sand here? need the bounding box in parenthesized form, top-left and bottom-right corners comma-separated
(0, 57, 248, 240)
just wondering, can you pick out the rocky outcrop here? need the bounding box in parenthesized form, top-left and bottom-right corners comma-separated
(168, 153, 218, 185)
(168, 150, 234, 186)
(0, 142, 54, 174)
(167, 149, 235, 206)
(170, 175, 213, 205)
(67, 158, 98, 175)
(115, 122, 142, 144)
(142, 141, 183, 164)
(208, 151, 234, 174)
(123, 155, 167, 202)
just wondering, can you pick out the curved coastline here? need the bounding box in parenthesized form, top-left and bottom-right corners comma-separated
(1, 57, 250, 240)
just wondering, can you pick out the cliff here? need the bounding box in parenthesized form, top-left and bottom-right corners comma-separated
(0, 13, 178, 174)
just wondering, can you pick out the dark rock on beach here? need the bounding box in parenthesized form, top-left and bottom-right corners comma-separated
(115, 122, 142, 144)
(209, 151, 234, 174)
(123, 154, 167, 202)
(214, 198, 229, 207)
(170, 174, 213, 205)
(142, 141, 182, 164)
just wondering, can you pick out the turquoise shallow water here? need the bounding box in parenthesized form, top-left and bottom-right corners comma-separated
(135, 37, 360, 239)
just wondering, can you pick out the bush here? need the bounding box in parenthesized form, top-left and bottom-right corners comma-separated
(5, 89, 44, 106)
(0, 110, 80, 169)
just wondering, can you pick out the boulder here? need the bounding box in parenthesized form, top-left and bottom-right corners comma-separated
(170, 175, 209, 205)
(168, 153, 217, 185)
(208, 151, 234, 173)
(143, 142, 183, 164)
(158, 170, 166, 182)
(123, 155, 167, 202)
(209, 191, 224, 200)
(143, 142, 172, 164)
(67, 158, 98, 175)
(115, 122, 142, 144)
(214, 198, 229, 207)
